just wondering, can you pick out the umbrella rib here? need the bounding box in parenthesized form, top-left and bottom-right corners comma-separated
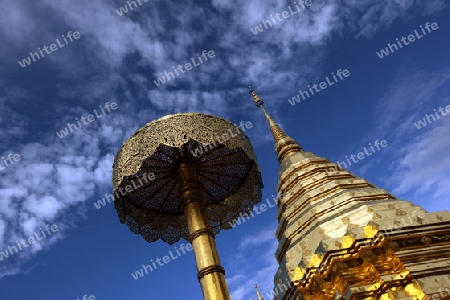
(197, 148, 244, 161)
(200, 161, 250, 167)
(158, 179, 178, 212)
(145, 145, 182, 163)
(148, 166, 177, 177)
(158, 148, 180, 161)
(198, 175, 230, 199)
(126, 168, 170, 180)
(201, 184, 216, 206)
(128, 174, 175, 207)
(201, 169, 250, 191)
(122, 168, 175, 188)
(198, 169, 249, 179)
(142, 155, 176, 165)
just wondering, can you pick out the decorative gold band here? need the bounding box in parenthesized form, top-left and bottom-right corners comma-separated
(190, 228, 214, 243)
(197, 265, 226, 281)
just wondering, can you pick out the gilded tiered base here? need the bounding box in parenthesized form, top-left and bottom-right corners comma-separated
(274, 151, 450, 300)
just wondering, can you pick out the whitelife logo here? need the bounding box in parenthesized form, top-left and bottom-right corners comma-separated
(94, 172, 155, 209)
(334, 139, 388, 170)
(152, 50, 215, 87)
(56, 102, 118, 139)
(131, 243, 193, 280)
(190, 121, 253, 158)
(250, 0, 312, 35)
(0, 224, 58, 261)
(288, 69, 350, 106)
(228, 193, 286, 228)
(76, 296, 95, 300)
(0, 153, 21, 171)
(376, 22, 439, 59)
(115, 0, 149, 16)
(413, 104, 450, 129)
(18, 31, 81, 68)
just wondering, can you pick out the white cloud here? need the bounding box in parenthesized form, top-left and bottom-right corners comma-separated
(227, 225, 279, 300)
(239, 226, 276, 250)
(0, 105, 139, 277)
(24, 195, 62, 221)
(352, 67, 450, 213)
(0, 0, 447, 281)
(339, 0, 446, 37)
(390, 116, 450, 211)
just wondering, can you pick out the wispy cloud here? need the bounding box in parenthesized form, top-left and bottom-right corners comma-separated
(227, 225, 279, 299)
(340, 0, 446, 38)
(0, 0, 447, 281)
(389, 116, 450, 211)
(348, 67, 450, 212)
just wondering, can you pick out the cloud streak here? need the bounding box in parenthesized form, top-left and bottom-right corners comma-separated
(0, 0, 447, 281)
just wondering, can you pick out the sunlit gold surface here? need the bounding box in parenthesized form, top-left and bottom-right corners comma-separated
(254, 284, 265, 300)
(113, 113, 263, 299)
(272, 150, 450, 300)
(113, 113, 261, 187)
(113, 112, 263, 244)
(248, 92, 450, 299)
(248, 86, 302, 162)
(179, 161, 230, 300)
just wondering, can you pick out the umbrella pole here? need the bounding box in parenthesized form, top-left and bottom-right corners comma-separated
(178, 161, 231, 300)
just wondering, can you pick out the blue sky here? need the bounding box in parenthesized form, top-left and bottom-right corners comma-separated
(0, 0, 449, 299)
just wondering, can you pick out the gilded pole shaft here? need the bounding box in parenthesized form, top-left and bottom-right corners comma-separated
(178, 161, 231, 300)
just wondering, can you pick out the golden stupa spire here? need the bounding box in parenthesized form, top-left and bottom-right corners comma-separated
(254, 284, 265, 300)
(248, 85, 302, 162)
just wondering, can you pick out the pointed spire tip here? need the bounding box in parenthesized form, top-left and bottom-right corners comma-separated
(254, 283, 264, 300)
(247, 84, 303, 162)
(248, 85, 264, 107)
